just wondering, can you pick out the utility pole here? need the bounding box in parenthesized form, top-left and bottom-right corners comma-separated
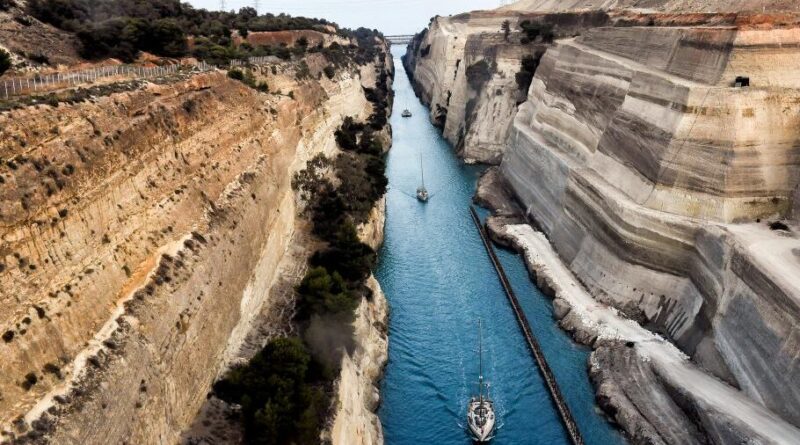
(254, 0, 260, 14)
(220, 0, 226, 11)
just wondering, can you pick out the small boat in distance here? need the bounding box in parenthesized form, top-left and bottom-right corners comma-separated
(416, 154, 429, 202)
(402, 109, 412, 117)
(467, 320, 495, 442)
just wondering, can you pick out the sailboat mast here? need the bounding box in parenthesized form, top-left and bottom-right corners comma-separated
(479, 319, 483, 402)
(420, 154, 425, 188)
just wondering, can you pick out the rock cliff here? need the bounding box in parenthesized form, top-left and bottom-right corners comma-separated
(407, 1, 800, 443)
(0, 44, 388, 444)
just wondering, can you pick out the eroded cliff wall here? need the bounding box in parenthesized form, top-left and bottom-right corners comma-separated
(0, 51, 381, 443)
(407, 4, 800, 443)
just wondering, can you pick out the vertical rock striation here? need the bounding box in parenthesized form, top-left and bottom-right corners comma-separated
(407, 1, 800, 442)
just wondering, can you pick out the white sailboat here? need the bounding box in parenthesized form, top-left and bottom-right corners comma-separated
(467, 320, 496, 442)
(416, 154, 429, 202)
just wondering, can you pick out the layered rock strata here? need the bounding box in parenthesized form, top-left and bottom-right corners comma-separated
(408, 1, 800, 442)
(0, 49, 384, 444)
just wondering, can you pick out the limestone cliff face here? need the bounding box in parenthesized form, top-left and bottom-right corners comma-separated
(0, 53, 380, 443)
(329, 274, 388, 445)
(407, 3, 800, 443)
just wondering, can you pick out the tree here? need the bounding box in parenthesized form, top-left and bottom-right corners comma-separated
(296, 266, 356, 319)
(0, 49, 11, 76)
(213, 337, 324, 445)
(501, 20, 511, 42)
(311, 222, 376, 283)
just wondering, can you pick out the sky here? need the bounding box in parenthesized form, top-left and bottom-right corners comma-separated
(185, 0, 505, 35)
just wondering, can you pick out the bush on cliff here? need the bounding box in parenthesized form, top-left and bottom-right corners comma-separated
(515, 52, 544, 94)
(466, 59, 492, 90)
(214, 337, 329, 445)
(323, 65, 335, 79)
(310, 222, 376, 283)
(336, 152, 387, 220)
(334, 116, 364, 151)
(227, 68, 268, 91)
(519, 20, 555, 44)
(0, 49, 10, 76)
(295, 266, 358, 320)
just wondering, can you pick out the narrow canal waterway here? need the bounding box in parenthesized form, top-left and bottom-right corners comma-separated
(376, 47, 626, 445)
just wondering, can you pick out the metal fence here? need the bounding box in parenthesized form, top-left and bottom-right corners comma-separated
(229, 56, 273, 67)
(2, 60, 214, 99)
(0, 55, 281, 100)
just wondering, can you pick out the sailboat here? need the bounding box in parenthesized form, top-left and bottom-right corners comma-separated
(467, 320, 496, 442)
(401, 101, 412, 117)
(416, 154, 429, 202)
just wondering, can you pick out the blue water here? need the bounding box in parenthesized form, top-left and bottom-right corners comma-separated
(375, 47, 626, 445)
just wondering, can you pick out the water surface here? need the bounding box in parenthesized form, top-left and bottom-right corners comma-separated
(377, 46, 625, 445)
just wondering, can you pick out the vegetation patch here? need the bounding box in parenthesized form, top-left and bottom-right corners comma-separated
(515, 51, 545, 95)
(519, 20, 555, 44)
(26, 0, 334, 62)
(0, 49, 10, 76)
(214, 337, 330, 445)
(228, 68, 268, 92)
(466, 59, 493, 90)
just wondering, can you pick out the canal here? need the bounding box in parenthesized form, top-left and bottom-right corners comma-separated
(376, 46, 626, 445)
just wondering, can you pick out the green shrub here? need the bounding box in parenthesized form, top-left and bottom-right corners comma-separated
(515, 52, 543, 93)
(0, 0, 14, 11)
(296, 266, 358, 320)
(323, 65, 335, 79)
(214, 337, 329, 445)
(336, 152, 387, 220)
(519, 20, 555, 44)
(466, 59, 492, 90)
(310, 222, 376, 283)
(334, 116, 363, 151)
(0, 49, 10, 76)
(228, 68, 245, 81)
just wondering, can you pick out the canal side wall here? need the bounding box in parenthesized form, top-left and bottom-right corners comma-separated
(486, 218, 800, 444)
(329, 196, 390, 445)
(328, 48, 394, 445)
(405, 4, 800, 443)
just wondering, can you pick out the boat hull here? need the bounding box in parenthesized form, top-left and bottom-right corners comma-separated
(467, 399, 495, 442)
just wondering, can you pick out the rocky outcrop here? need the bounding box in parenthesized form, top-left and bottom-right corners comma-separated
(408, 1, 800, 443)
(0, 48, 382, 444)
